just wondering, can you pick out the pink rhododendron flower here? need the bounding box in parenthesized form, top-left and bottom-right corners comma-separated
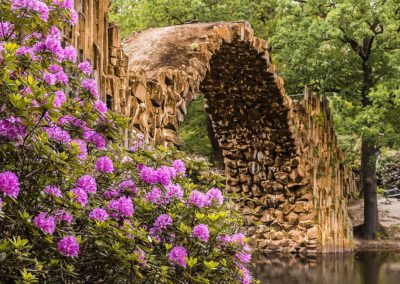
(145, 187, 162, 204)
(33, 212, 56, 234)
(150, 213, 173, 235)
(95, 100, 107, 114)
(103, 188, 120, 199)
(63, 45, 76, 62)
(96, 156, 114, 173)
(16, 46, 37, 60)
(71, 139, 88, 160)
(192, 224, 209, 242)
(235, 251, 251, 264)
(165, 184, 183, 201)
(44, 185, 62, 197)
(53, 90, 66, 107)
(0, 21, 15, 39)
(0, 117, 26, 141)
(168, 246, 188, 268)
(76, 175, 96, 194)
(57, 235, 79, 257)
(108, 196, 134, 217)
(82, 79, 99, 98)
(118, 180, 137, 194)
(55, 70, 68, 84)
(206, 188, 223, 205)
(45, 126, 71, 144)
(89, 208, 109, 221)
(172, 159, 186, 176)
(53, 0, 74, 10)
(188, 190, 209, 208)
(70, 187, 88, 206)
(55, 210, 73, 224)
(0, 171, 20, 198)
(11, 0, 50, 21)
(78, 61, 92, 75)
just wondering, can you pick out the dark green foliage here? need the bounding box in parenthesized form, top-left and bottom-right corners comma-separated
(178, 94, 213, 159)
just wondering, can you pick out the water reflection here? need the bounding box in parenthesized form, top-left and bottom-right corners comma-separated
(250, 251, 400, 284)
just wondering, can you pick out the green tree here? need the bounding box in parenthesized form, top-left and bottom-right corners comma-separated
(110, 0, 277, 38)
(272, 0, 400, 239)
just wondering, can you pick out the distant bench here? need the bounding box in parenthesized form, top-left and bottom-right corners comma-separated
(384, 188, 400, 204)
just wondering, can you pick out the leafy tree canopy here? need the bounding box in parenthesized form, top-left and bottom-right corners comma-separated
(110, 0, 277, 38)
(272, 0, 400, 146)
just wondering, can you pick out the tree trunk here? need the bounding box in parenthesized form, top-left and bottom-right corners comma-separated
(361, 139, 379, 239)
(359, 57, 380, 239)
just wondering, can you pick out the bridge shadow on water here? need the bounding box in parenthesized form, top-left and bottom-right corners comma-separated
(251, 251, 400, 284)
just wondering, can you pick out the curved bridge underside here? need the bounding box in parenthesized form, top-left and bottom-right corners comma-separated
(121, 22, 355, 254)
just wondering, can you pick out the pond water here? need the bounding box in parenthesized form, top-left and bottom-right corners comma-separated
(250, 251, 400, 284)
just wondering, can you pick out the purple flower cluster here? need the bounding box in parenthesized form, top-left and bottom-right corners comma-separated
(165, 184, 184, 201)
(150, 214, 173, 235)
(53, 90, 67, 107)
(0, 117, 26, 141)
(78, 61, 92, 75)
(63, 45, 76, 62)
(44, 185, 62, 197)
(53, 0, 74, 10)
(16, 46, 37, 60)
(76, 175, 97, 194)
(145, 187, 162, 204)
(89, 208, 109, 221)
(188, 190, 209, 208)
(168, 246, 188, 268)
(192, 224, 209, 242)
(11, 0, 49, 22)
(71, 139, 88, 160)
(94, 100, 107, 114)
(55, 210, 73, 224)
(70, 187, 88, 206)
(82, 79, 99, 98)
(206, 188, 223, 205)
(172, 160, 186, 176)
(43, 71, 56, 85)
(0, 21, 15, 39)
(95, 156, 114, 173)
(45, 126, 71, 144)
(129, 133, 145, 152)
(33, 212, 56, 234)
(235, 250, 251, 263)
(0, 171, 20, 198)
(57, 235, 79, 257)
(108, 196, 134, 217)
(139, 165, 176, 186)
(238, 264, 252, 284)
(119, 180, 137, 194)
(145, 184, 182, 205)
(103, 188, 120, 200)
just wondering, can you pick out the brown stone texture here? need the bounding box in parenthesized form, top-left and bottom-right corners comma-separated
(69, 1, 355, 254)
(66, 0, 129, 116)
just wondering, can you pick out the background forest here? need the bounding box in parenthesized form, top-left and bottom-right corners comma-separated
(111, 0, 400, 239)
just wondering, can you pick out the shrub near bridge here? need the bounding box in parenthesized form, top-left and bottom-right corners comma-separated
(0, 1, 253, 283)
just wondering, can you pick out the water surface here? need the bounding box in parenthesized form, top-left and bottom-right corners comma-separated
(251, 251, 400, 284)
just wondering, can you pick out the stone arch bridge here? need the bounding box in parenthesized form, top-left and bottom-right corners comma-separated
(121, 22, 355, 254)
(68, 2, 355, 254)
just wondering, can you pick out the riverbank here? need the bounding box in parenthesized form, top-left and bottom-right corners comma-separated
(349, 196, 400, 250)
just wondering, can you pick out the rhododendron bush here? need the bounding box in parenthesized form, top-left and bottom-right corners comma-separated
(0, 0, 254, 283)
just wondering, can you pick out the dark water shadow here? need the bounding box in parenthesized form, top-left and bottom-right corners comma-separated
(250, 251, 400, 284)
